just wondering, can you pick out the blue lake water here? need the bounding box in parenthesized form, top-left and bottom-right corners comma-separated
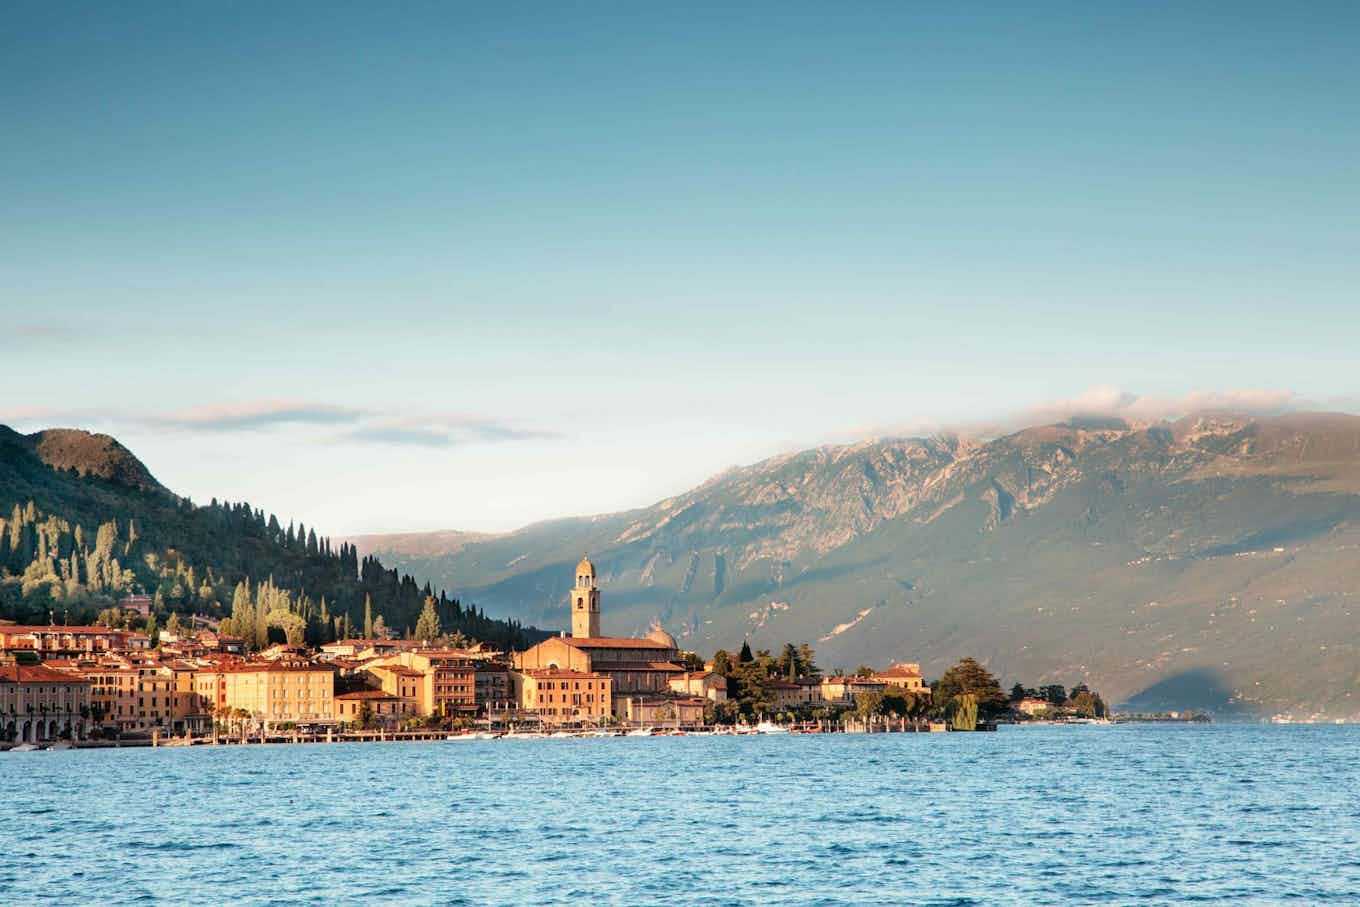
(3, 724, 1359, 905)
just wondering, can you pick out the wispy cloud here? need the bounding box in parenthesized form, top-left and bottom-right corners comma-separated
(836, 385, 1311, 445)
(139, 401, 366, 432)
(1, 323, 85, 348)
(0, 400, 558, 449)
(341, 414, 561, 448)
(1020, 385, 1299, 426)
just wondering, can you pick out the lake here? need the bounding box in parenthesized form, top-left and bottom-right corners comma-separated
(3, 725, 1358, 905)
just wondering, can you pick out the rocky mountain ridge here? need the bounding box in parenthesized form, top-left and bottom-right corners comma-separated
(357, 412, 1360, 718)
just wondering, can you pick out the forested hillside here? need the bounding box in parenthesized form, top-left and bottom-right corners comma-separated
(0, 426, 546, 650)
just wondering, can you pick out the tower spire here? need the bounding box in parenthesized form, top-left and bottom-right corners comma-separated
(571, 556, 600, 638)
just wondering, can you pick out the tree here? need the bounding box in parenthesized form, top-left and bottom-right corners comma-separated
(738, 640, 753, 663)
(935, 657, 1007, 719)
(953, 693, 978, 731)
(1009, 683, 1026, 702)
(363, 594, 374, 639)
(414, 596, 441, 642)
(1071, 690, 1106, 718)
(144, 613, 159, 647)
(1041, 684, 1067, 706)
(712, 649, 733, 676)
(796, 643, 819, 679)
(854, 690, 885, 719)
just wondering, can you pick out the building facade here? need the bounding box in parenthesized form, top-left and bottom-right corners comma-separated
(0, 655, 92, 743)
(512, 668, 611, 725)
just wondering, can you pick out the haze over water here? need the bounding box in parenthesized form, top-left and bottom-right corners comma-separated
(5, 725, 1358, 905)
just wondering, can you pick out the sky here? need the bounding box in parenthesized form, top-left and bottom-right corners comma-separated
(3, 2, 1358, 535)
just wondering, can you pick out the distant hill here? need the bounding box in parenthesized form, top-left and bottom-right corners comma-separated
(0, 425, 545, 651)
(349, 529, 499, 560)
(357, 412, 1360, 718)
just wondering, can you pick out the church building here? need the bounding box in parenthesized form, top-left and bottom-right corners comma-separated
(513, 557, 691, 719)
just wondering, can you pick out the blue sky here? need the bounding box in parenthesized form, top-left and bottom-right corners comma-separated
(3, 2, 1358, 534)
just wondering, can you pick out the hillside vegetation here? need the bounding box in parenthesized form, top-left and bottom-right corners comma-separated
(0, 426, 544, 651)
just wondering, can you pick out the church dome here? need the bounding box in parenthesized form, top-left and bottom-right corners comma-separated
(646, 625, 677, 648)
(576, 555, 595, 575)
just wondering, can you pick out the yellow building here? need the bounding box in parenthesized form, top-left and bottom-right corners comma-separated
(819, 676, 889, 704)
(335, 689, 416, 726)
(512, 669, 612, 725)
(364, 651, 477, 717)
(202, 662, 337, 726)
(668, 670, 728, 702)
(870, 663, 928, 694)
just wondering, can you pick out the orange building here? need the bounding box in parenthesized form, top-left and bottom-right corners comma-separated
(512, 669, 612, 725)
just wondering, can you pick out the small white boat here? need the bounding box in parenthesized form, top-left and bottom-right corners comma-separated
(626, 727, 655, 737)
(755, 721, 789, 734)
(8, 743, 39, 752)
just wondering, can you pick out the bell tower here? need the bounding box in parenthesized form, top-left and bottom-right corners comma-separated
(571, 556, 601, 638)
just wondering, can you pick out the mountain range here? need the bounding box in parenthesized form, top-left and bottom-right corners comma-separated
(353, 412, 1360, 718)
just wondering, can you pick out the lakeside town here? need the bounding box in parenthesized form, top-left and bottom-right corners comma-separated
(1, 557, 1128, 749)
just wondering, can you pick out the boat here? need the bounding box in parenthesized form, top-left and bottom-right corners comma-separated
(626, 727, 655, 737)
(8, 743, 39, 752)
(755, 721, 789, 734)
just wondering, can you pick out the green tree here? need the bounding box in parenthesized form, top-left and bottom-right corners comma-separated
(414, 595, 441, 642)
(953, 693, 978, 731)
(165, 611, 182, 639)
(738, 640, 753, 663)
(712, 649, 733, 676)
(145, 612, 159, 647)
(1009, 682, 1026, 701)
(854, 690, 884, 719)
(935, 657, 1007, 719)
(796, 643, 819, 679)
(363, 594, 374, 639)
(1071, 690, 1106, 718)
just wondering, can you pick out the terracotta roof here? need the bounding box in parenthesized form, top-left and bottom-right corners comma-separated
(200, 662, 335, 674)
(0, 625, 141, 635)
(335, 689, 404, 700)
(558, 637, 674, 650)
(368, 664, 424, 676)
(0, 663, 92, 684)
(872, 664, 923, 679)
(597, 661, 685, 673)
(519, 668, 605, 679)
(769, 680, 801, 690)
